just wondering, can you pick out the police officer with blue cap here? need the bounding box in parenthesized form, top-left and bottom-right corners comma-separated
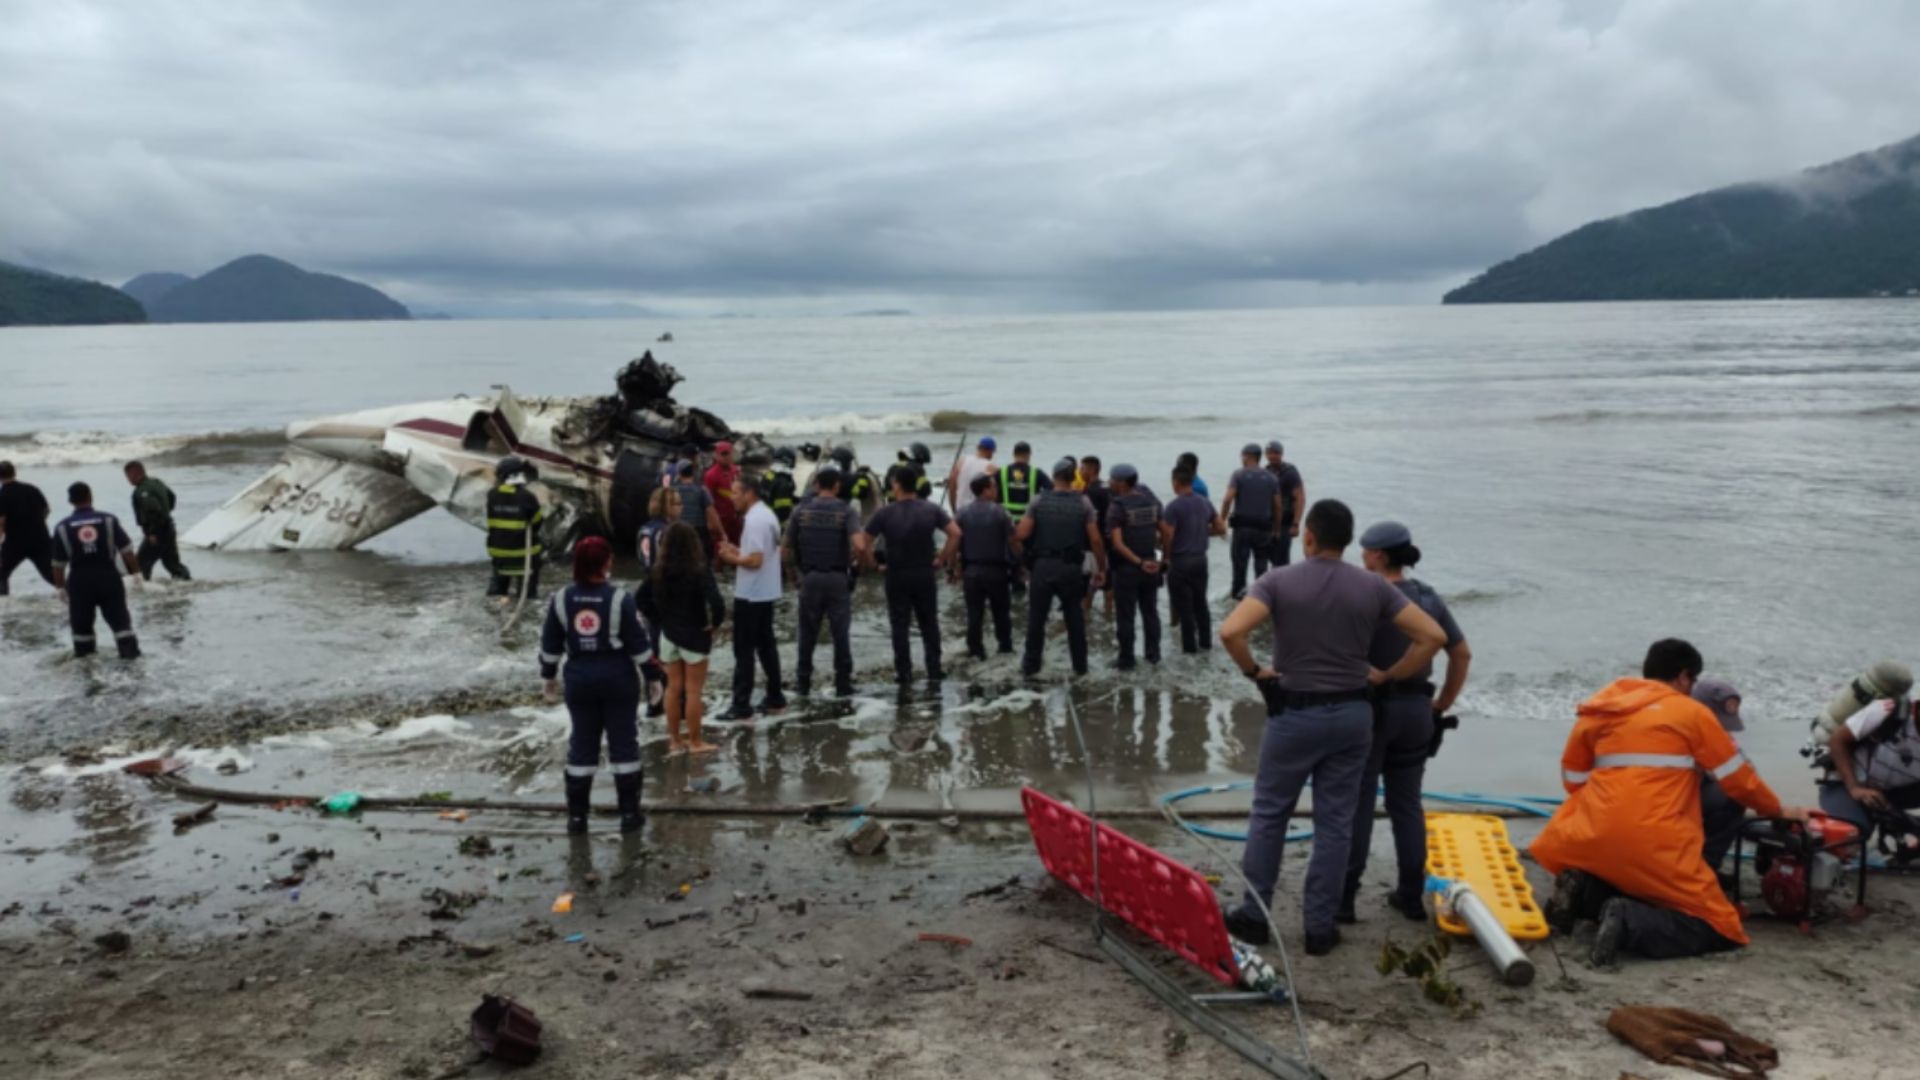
(1104, 464, 1163, 670)
(540, 536, 654, 834)
(49, 482, 143, 659)
(1341, 520, 1472, 925)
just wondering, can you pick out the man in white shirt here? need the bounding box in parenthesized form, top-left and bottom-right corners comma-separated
(715, 476, 786, 721)
(949, 436, 998, 514)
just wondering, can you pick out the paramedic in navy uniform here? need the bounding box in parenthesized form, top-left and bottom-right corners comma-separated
(541, 536, 654, 835)
(49, 482, 143, 659)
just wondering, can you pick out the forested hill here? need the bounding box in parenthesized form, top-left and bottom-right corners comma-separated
(1446, 133, 1920, 303)
(0, 262, 147, 327)
(145, 255, 411, 322)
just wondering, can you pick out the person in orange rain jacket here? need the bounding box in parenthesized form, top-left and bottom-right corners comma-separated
(1532, 638, 1812, 966)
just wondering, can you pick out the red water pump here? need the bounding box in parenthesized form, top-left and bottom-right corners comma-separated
(1735, 812, 1865, 932)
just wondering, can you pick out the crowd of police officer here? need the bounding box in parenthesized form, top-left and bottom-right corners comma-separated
(760, 434, 1311, 691)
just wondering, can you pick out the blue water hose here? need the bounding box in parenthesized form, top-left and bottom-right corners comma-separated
(1158, 781, 1563, 844)
(1157, 785, 1917, 873)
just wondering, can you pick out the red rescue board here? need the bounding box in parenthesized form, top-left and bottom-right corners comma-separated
(1021, 786, 1239, 986)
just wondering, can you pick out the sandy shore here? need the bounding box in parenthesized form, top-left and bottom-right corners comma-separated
(5, 771, 1917, 1080)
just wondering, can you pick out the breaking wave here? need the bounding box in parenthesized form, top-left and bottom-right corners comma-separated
(1536, 403, 1920, 425)
(731, 409, 1209, 437)
(0, 428, 285, 467)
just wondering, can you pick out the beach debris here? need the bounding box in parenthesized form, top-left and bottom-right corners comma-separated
(291, 847, 333, 874)
(964, 876, 1020, 901)
(93, 930, 131, 954)
(741, 982, 814, 1001)
(645, 909, 709, 931)
(172, 802, 217, 834)
(550, 892, 575, 914)
(424, 888, 487, 921)
(122, 757, 188, 778)
(1377, 934, 1474, 1012)
(469, 994, 544, 1066)
(318, 791, 363, 815)
(564, 933, 586, 943)
(939, 815, 961, 831)
(1606, 1006, 1779, 1076)
(917, 932, 973, 949)
(687, 776, 721, 794)
(216, 759, 242, 775)
(438, 810, 469, 823)
(842, 816, 890, 856)
(458, 835, 495, 858)
(270, 799, 306, 812)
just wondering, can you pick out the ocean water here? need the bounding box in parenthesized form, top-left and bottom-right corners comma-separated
(3, 302, 1919, 806)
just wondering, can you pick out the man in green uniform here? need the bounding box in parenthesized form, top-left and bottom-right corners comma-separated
(486, 456, 545, 603)
(124, 460, 191, 581)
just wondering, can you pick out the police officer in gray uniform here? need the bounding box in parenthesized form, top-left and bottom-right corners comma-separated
(956, 473, 1018, 658)
(1220, 443, 1283, 599)
(1218, 499, 1447, 955)
(1264, 440, 1306, 567)
(784, 468, 861, 697)
(1015, 460, 1107, 677)
(1341, 521, 1472, 925)
(1104, 464, 1162, 670)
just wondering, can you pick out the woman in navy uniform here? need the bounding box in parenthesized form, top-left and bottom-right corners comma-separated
(540, 536, 653, 834)
(1341, 520, 1472, 925)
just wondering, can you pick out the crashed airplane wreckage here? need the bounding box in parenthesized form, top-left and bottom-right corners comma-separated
(184, 354, 810, 554)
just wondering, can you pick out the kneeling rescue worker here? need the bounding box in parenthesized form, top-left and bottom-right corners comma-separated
(50, 482, 143, 659)
(540, 536, 653, 835)
(1533, 638, 1811, 965)
(487, 456, 545, 603)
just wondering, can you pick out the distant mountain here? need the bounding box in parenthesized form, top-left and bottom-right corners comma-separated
(1446, 133, 1920, 303)
(120, 271, 193, 310)
(148, 254, 410, 323)
(0, 261, 147, 327)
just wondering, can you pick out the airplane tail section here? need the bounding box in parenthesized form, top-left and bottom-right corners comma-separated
(182, 448, 435, 551)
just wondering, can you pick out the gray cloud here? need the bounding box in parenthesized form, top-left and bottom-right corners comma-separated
(5, 0, 1920, 315)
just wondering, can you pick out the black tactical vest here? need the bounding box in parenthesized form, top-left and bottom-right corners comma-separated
(1029, 490, 1089, 561)
(1114, 491, 1161, 560)
(791, 497, 852, 573)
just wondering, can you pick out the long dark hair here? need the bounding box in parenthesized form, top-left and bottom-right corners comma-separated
(653, 521, 707, 585)
(1379, 542, 1422, 570)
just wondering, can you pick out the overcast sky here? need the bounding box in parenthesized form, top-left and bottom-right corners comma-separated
(5, 1, 1920, 316)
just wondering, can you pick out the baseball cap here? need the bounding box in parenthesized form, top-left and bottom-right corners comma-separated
(978, 436, 997, 450)
(1692, 679, 1744, 733)
(1240, 442, 1261, 457)
(1014, 441, 1032, 455)
(1266, 439, 1284, 454)
(1359, 521, 1411, 550)
(1110, 463, 1139, 482)
(714, 440, 734, 454)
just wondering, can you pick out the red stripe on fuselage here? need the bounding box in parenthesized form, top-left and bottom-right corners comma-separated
(394, 417, 613, 481)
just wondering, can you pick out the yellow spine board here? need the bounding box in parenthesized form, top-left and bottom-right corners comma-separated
(1424, 812, 1550, 942)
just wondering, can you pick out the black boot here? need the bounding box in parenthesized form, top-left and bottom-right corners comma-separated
(614, 770, 645, 834)
(564, 773, 592, 834)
